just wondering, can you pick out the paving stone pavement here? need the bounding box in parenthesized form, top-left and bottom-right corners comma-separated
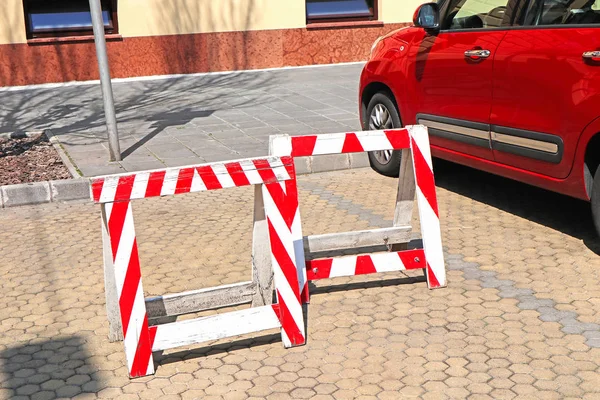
(2, 160, 600, 399)
(0, 64, 364, 177)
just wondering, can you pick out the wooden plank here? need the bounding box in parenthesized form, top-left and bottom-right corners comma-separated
(389, 148, 416, 252)
(251, 185, 274, 307)
(304, 226, 411, 254)
(101, 204, 124, 342)
(151, 305, 281, 352)
(145, 281, 256, 319)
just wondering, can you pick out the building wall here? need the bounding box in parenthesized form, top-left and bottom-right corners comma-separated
(0, 0, 422, 86)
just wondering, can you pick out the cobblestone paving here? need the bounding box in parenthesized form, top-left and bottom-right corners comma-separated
(2, 161, 600, 399)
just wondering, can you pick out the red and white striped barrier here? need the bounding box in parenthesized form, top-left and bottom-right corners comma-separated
(270, 126, 446, 292)
(91, 156, 306, 378)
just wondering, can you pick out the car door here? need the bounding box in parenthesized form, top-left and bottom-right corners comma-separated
(490, 0, 600, 178)
(405, 0, 520, 161)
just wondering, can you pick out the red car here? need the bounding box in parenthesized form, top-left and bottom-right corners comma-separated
(360, 0, 600, 233)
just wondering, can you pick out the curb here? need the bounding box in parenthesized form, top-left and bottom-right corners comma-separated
(0, 153, 371, 209)
(0, 179, 91, 208)
(0, 131, 46, 140)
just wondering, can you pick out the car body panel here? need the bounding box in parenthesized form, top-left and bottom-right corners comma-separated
(491, 28, 600, 179)
(359, 2, 600, 202)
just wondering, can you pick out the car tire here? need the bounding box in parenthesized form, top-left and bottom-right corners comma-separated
(591, 164, 600, 236)
(365, 92, 403, 178)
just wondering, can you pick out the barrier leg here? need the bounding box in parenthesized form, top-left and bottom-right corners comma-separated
(409, 127, 447, 288)
(103, 201, 156, 377)
(101, 205, 124, 342)
(252, 185, 275, 306)
(389, 148, 416, 252)
(262, 179, 306, 347)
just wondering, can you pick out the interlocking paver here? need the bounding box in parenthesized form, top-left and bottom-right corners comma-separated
(2, 159, 600, 399)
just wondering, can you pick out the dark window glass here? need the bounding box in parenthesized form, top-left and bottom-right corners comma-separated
(306, 0, 376, 21)
(524, 0, 600, 25)
(24, 0, 117, 39)
(443, 0, 512, 29)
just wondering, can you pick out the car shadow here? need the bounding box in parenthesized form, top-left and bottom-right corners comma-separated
(432, 159, 600, 255)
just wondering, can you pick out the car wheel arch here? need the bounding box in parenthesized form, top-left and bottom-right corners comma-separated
(361, 82, 401, 130)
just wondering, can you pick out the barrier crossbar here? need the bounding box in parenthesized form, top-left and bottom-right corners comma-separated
(269, 126, 447, 296)
(90, 156, 306, 378)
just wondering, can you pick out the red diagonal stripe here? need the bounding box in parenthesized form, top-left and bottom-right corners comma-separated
(175, 168, 195, 194)
(255, 159, 298, 230)
(129, 314, 154, 377)
(268, 219, 300, 302)
(145, 171, 166, 198)
(426, 263, 441, 288)
(355, 255, 377, 275)
(398, 249, 426, 270)
(148, 325, 158, 351)
(119, 239, 141, 337)
(225, 162, 251, 187)
(114, 175, 135, 203)
(107, 201, 130, 260)
(306, 258, 333, 280)
(341, 133, 364, 154)
(384, 128, 410, 149)
(291, 136, 317, 157)
(91, 179, 104, 202)
(411, 137, 439, 217)
(196, 166, 222, 190)
(274, 290, 305, 346)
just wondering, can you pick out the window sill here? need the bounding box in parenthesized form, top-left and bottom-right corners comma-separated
(27, 34, 123, 45)
(306, 20, 384, 30)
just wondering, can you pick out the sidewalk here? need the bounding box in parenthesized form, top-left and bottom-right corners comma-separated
(0, 64, 364, 177)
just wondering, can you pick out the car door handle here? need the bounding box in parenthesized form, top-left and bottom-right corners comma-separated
(583, 51, 600, 61)
(464, 49, 491, 60)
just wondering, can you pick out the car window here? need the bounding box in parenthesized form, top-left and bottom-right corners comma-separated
(444, 0, 513, 29)
(524, 0, 600, 25)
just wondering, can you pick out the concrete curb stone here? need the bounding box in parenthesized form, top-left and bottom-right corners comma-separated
(0, 154, 372, 208)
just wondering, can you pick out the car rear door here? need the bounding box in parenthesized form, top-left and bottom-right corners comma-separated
(490, 0, 600, 178)
(406, 0, 520, 161)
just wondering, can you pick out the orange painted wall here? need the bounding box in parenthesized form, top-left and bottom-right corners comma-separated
(0, 23, 408, 86)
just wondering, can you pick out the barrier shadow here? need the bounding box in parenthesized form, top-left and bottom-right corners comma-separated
(155, 333, 281, 365)
(432, 159, 600, 254)
(1, 336, 105, 399)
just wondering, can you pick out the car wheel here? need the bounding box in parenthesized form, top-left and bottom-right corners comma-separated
(591, 165, 600, 236)
(365, 92, 403, 177)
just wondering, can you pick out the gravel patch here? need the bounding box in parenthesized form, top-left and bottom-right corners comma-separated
(0, 133, 71, 186)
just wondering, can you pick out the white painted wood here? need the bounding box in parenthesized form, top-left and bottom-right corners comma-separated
(389, 148, 416, 252)
(145, 281, 256, 318)
(100, 204, 124, 342)
(251, 185, 274, 307)
(152, 306, 281, 352)
(304, 226, 411, 253)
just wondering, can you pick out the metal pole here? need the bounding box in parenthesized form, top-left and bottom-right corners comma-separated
(89, 0, 121, 161)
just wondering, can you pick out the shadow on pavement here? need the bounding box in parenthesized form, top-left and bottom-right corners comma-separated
(155, 333, 281, 366)
(1, 336, 105, 399)
(432, 159, 600, 254)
